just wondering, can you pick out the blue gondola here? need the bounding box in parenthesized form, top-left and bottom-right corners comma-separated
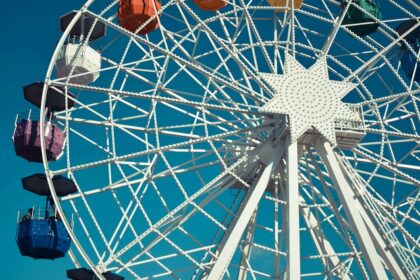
(401, 44, 420, 82)
(16, 216, 71, 260)
(396, 19, 420, 50)
(395, 19, 420, 82)
(16, 194, 72, 259)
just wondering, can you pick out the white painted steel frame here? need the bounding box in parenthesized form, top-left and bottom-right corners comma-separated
(37, 0, 419, 279)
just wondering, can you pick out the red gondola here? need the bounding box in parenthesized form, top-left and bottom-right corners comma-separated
(118, 0, 161, 35)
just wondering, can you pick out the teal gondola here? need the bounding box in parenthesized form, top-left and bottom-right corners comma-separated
(342, 0, 382, 37)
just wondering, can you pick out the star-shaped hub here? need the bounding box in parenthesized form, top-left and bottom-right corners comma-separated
(259, 53, 360, 146)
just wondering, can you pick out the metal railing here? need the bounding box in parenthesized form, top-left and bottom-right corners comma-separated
(271, 107, 366, 133)
(13, 110, 66, 138)
(14, 110, 60, 124)
(334, 105, 366, 132)
(17, 207, 74, 228)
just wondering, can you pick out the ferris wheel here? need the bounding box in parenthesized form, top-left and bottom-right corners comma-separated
(13, 0, 419, 279)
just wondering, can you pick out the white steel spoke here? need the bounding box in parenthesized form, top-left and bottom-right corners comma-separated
(53, 124, 269, 175)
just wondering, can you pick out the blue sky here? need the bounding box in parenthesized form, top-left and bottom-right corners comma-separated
(0, 2, 84, 279)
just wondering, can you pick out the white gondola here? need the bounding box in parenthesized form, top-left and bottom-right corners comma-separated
(55, 43, 101, 85)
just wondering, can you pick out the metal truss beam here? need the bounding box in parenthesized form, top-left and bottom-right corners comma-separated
(238, 210, 257, 280)
(300, 195, 350, 279)
(206, 145, 282, 279)
(315, 140, 388, 280)
(286, 139, 300, 280)
(358, 205, 407, 280)
(338, 164, 408, 279)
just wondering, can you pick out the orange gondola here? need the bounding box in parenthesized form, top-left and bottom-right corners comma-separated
(118, 0, 161, 35)
(267, 0, 303, 10)
(193, 0, 227, 11)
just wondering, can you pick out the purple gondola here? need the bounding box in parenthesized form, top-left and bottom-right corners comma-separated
(13, 118, 65, 162)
